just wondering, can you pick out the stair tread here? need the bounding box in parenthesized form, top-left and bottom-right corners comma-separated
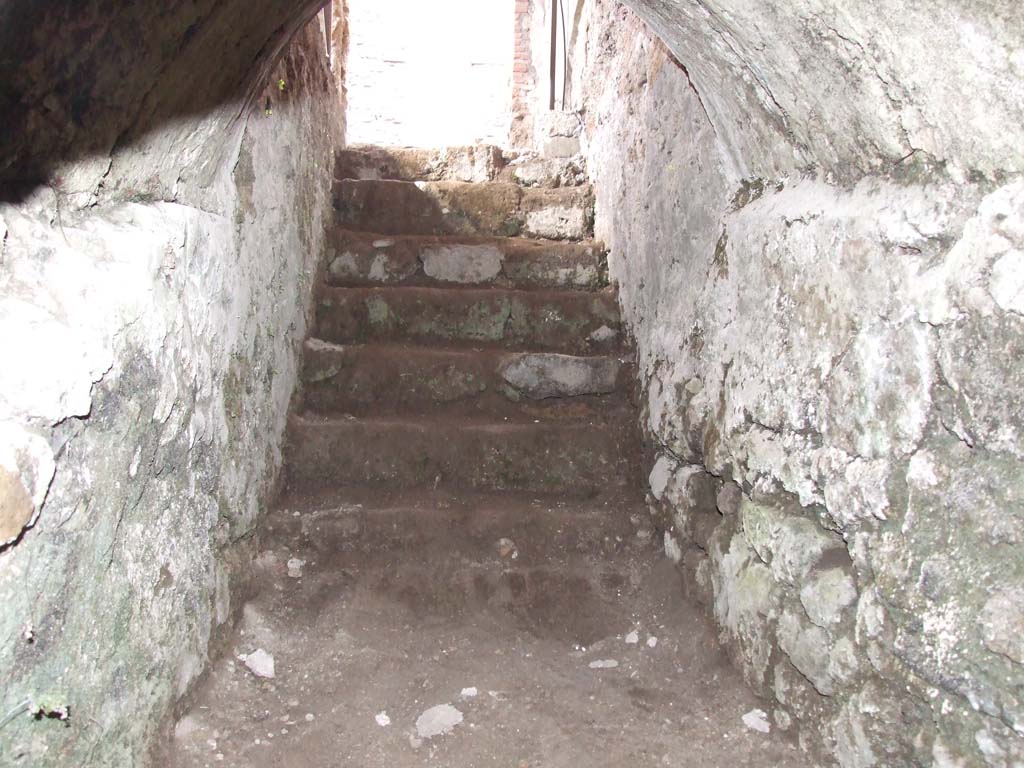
(324, 228, 608, 290)
(328, 227, 605, 249)
(319, 283, 616, 300)
(274, 484, 645, 513)
(305, 337, 628, 359)
(291, 409, 635, 429)
(314, 284, 623, 354)
(284, 410, 638, 495)
(266, 487, 651, 567)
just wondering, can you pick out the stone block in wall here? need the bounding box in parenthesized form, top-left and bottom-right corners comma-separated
(741, 497, 848, 586)
(646, 373, 711, 466)
(716, 480, 742, 516)
(0, 422, 54, 547)
(777, 612, 837, 696)
(540, 110, 583, 138)
(710, 530, 778, 694)
(543, 136, 582, 159)
(799, 568, 857, 629)
(647, 452, 721, 547)
(537, 112, 583, 158)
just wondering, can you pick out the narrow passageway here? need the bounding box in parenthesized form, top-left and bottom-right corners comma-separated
(168, 146, 808, 766)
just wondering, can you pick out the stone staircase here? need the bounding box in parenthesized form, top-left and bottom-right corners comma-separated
(166, 146, 808, 768)
(282, 145, 640, 500)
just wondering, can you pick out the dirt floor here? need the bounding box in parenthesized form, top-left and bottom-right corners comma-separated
(163, 489, 809, 768)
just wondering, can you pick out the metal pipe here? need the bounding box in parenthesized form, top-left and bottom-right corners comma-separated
(549, 0, 557, 110)
(559, 0, 568, 108)
(323, 1, 333, 66)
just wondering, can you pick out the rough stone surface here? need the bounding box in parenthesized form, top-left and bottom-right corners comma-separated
(799, 569, 858, 629)
(0, 15, 341, 767)
(570, 1, 1024, 765)
(422, 244, 504, 284)
(498, 353, 620, 399)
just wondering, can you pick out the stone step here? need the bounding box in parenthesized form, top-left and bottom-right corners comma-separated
(335, 144, 505, 184)
(325, 229, 608, 290)
(262, 489, 653, 643)
(266, 488, 649, 564)
(301, 338, 633, 417)
(333, 179, 594, 240)
(260, 534, 653, 645)
(314, 286, 623, 354)
(283, 413, 639, 495)
(334, 145, 588, 188)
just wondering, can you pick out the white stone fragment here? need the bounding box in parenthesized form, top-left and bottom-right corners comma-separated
(286, 558, 305, 578)
(460, 687, 478, 698)
(588, 325, 618, 343)
(648, 453, 678, 500)
(664, 531, 683, 563)
(588, 659, 619, 669)
(415, 704, 463, 738)
(624, 630, 640, 644)
(496, 537, 518, 559)
(238, 649, 275, 679)
(742, 709, 771, 733)
(375, 711, 391, 727)
(647, 636, 659, 648)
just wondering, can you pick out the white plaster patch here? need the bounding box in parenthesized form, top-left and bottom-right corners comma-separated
(989, 250, 1024, 314)
(906, 451, 939, 488)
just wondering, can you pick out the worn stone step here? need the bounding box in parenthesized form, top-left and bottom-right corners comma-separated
(314, 286, 623, 354)
(333, 179, 594, 240)
(325, 229, 608, 290)
(262, 489, 652, 643)
(260, 533, 653, 645)
(283, 413, 638, 495)
(335, 144, 505, 183)
(301, 338, 632, 417)
(334, 145, 588, 189)
(266, 488, 649, 564)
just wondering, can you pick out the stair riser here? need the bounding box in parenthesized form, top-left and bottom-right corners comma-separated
(335, 145, 504, 183)
(325, 230, 608, 290)
(284, 419, 636, 495)
(302, 343, 632, 416)
(333, 180, 593, 240)
(315, 287, 622, 354)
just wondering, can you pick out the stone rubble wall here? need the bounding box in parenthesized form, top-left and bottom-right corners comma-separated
(0, 16, 342, 767)
(572, 1, 1024, 766)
